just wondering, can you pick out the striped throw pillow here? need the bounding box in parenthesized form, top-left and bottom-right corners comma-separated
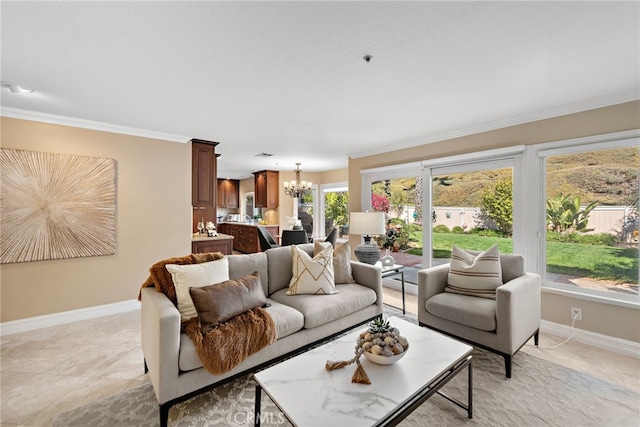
(446, 245, 502, 299)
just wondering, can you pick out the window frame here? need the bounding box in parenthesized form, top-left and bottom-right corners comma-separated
(361, 146, 525, 269)
(360, 131, 640, 308)
(532, 130, 640, 307)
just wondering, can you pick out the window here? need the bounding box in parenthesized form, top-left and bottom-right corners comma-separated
(362, 149, 523, 271)
(362, 135, 639, 306)
(243, 192, 260, 220)
(539, 139, 639, 302)
(322, 184, 349, 237)
(431, 166, 514, 265)
(370, 176, 423, 266)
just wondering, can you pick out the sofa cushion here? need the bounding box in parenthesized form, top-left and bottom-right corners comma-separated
(189, 272, 267, 331)
(179, 332, 201, 371)
(227, 252, 269, 296)
(287, 244, 337, 295)
(165, 257, 229, 321)
(262, 299, 305, 339)
(426, 292, 497, 332)
(447, 245, 502, 298)
(270, 283, 376, 329)
(266, 243, 314, 295)
(178, 297, 304, 372)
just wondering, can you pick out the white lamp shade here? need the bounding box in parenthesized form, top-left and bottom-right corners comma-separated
(349, 212, 385, 236)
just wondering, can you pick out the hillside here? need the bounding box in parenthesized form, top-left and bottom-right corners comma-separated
(433, 146, 638, 207)
(374, 146, 638, 208)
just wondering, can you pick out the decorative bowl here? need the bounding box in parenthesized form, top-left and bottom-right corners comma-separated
(362, 345, 408, 365)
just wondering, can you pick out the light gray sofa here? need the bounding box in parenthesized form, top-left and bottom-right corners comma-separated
(141, 243, 383, 427)
(417, 252, 540, 378)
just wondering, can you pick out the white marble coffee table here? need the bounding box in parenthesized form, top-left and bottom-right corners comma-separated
(254, 317, 473, 426)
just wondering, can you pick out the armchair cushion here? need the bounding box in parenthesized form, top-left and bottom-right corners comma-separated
(446, 245, 502, 298)
(426, 293, 497, 332)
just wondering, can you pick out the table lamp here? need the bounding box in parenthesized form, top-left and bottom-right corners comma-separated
(349, 212, 385, 264)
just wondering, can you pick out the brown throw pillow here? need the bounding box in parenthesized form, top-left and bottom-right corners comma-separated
(189, 271, 267, 332)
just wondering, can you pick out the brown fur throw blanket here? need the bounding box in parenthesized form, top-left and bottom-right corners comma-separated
(182, 307, 277, 375)
(138, 252, 225, 304)
(139, 252, 276, 375)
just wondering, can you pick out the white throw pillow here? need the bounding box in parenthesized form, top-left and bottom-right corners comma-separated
(447, 245, 502, 297)
(166, 257, 229, 321)
(287, 244, 337, 295)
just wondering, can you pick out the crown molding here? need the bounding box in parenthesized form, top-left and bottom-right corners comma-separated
(0, 107, 191, 143)
(349, 89, 640, 159)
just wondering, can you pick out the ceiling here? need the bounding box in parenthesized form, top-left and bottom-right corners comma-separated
(2, 1, 638, 179)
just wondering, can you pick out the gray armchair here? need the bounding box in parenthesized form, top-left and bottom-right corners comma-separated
(417, 252, 540, 378)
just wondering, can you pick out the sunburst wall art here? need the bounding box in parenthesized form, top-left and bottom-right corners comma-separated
(0, 148, 116, 264)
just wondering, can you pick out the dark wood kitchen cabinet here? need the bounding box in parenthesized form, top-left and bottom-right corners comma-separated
(253, 170, 279, 209)
(191, 236, 233, 255)
(191, 139, 219, 232)
(218, 223, 279, 253)
(217, 179, 239, 208)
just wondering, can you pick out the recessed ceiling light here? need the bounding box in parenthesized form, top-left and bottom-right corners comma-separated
(255, 152, 274, 157)
(1, 81, 33, 94)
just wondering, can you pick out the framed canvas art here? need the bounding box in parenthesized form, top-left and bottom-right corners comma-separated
(0, 148, 116, 263)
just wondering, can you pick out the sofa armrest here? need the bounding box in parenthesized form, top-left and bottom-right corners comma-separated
(351, 261, 383, 311)
(496, 273, 541, 353)
(141, 287, 181, 404)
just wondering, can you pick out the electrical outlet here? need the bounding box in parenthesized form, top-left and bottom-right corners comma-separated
(571, 307, 582, 321)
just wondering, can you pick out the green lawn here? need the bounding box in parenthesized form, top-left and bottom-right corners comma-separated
(406, 233, 638, 284)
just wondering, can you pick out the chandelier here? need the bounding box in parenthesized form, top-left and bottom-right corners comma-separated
(283, 163, 313, 198)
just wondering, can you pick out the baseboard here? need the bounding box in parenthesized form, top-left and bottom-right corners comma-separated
(540, 320, 640, 359)
(0, 299, 140, 337)
(382, 278, 418, 295)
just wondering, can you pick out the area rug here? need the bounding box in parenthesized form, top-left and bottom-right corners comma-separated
(52, 347, 639, 427)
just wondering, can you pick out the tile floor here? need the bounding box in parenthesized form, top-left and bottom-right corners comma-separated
(1, 289, 638, 426)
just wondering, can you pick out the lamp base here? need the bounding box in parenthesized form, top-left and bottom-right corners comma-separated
(354, 242, 380, 265)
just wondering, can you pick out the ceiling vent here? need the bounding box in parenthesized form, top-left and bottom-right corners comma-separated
(255, 152, 274, 158)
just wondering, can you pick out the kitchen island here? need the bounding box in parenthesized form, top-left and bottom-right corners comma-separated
(191, 233, 234, 255)
(217, 222, 279, 253)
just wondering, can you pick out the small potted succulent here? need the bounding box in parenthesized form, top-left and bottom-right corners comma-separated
(325, 317, 409, 384)
(359, 317, 409, 365)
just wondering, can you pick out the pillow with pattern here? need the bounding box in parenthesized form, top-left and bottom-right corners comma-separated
(446, 245, 502, 299)
(287, 244, 337, 295)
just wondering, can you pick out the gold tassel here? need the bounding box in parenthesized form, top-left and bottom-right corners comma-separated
(351, 361, 371, 384)
(325, 360, 351, 371)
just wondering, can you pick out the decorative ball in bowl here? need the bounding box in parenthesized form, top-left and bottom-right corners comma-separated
(357, 317, 409, 365)
(363, 345, 408, 365)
